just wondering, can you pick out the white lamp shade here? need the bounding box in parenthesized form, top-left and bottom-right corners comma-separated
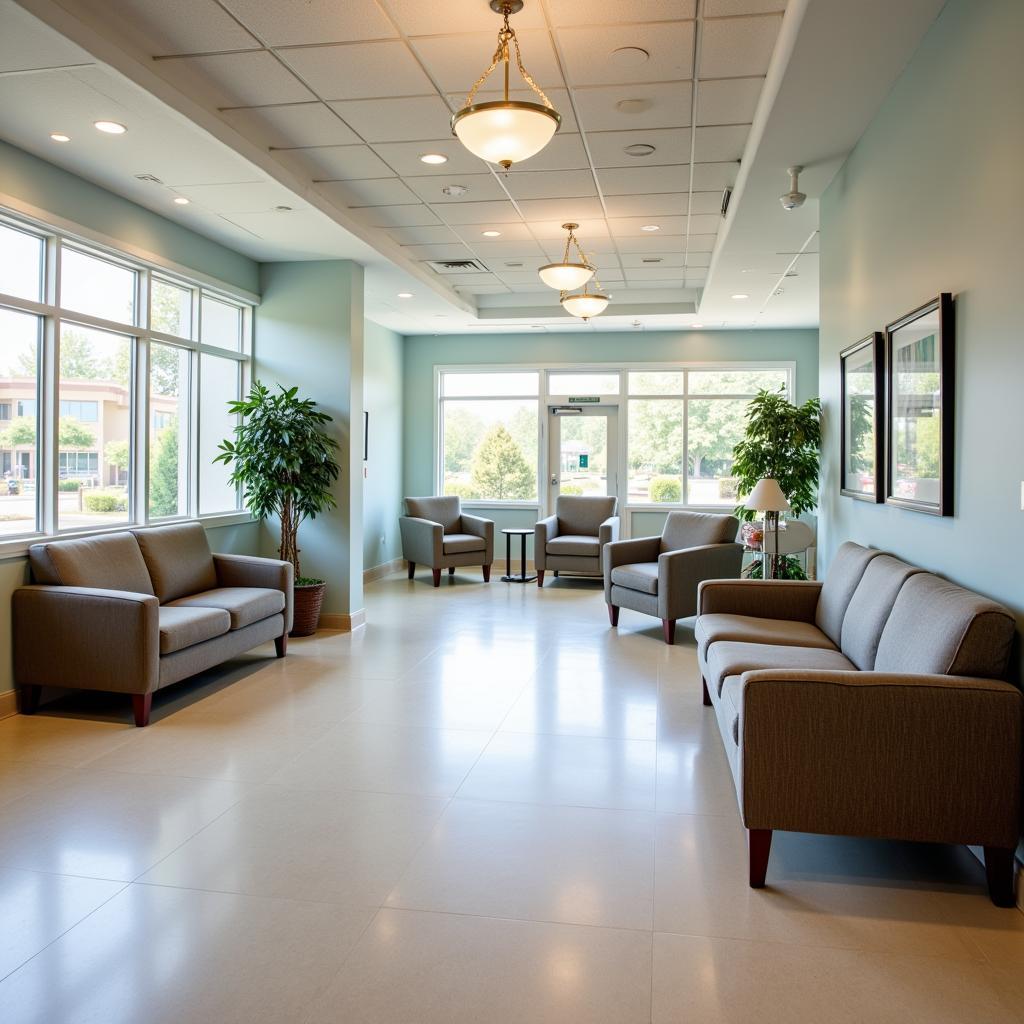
(744, 478, 791, 512)
(452, 101, 559, 167)
(538, 262, 595, 291)
(561, 292, 609, 319)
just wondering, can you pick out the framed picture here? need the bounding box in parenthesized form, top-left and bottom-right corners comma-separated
(839, 332, 884, 502)
(885, 293, 954, 516)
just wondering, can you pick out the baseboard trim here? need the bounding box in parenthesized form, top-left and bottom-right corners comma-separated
(0, 688, 17, 720)
(363, 558, 404, 584)
(318, 609, 366, 631)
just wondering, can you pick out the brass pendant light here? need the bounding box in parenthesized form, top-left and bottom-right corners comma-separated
(451, 1, 561, 171)
(538, 222, 596, 292)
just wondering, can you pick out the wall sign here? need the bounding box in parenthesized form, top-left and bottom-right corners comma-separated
(568, 396, 600, 404)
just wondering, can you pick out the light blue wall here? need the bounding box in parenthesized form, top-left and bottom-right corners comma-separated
(403, 329, 818, 552)
(0, 140, 258, 294)
(255, 261, 364, 616)
(363, 320, 404, 570)
(818, 0, 1024, 664)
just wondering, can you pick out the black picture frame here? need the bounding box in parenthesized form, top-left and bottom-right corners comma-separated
(839, 331, 884, 502)
(363, 410, 369, 461)
(884, 292, 954, 516)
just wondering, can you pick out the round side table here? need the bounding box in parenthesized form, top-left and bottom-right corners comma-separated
(501, 528, 536, 584)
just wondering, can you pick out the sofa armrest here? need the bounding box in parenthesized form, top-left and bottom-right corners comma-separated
(737, 668, 1023, 848)
(698, 578, 823, 621)
(659, 542, 744, 620)
(13, 585, 160, 695)
(400, 516, 443, 568)
(213, 553, 294, 633)
(461, 514, 495, 561)
(534, 514, 558, 571)
(598, 515, 620, 547)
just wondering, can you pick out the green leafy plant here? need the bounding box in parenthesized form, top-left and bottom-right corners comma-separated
(648, 475, 681, 503)
(731, 388, 822, 522)
(744, 554, 807, 581)
(215, 382, 340, 584)
(469, 424, 534, 501)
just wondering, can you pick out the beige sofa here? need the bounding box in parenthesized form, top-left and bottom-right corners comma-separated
(400, 496, 494, 586)
(13, 521, 293, 726)
(535, 495, 619, 587)
(696, 540, 1022, 906)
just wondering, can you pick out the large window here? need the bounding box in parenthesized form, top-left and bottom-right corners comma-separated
(0, 210, 253, 544)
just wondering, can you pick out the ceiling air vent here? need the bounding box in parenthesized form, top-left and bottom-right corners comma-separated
(720, 186, 733, 217)
(426, 259, 488, 275)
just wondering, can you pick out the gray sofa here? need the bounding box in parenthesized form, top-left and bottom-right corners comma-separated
(400, 496, 494, 587)
(535, 495, 619, 587)
(696, 540, 1022, 906)
(13, 521, 293, 726)
(604, 510, 742, 644)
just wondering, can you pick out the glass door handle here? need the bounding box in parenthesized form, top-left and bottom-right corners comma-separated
(551, 476, 558, 486)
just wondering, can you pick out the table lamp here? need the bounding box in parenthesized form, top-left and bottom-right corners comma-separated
(744, 478, 791, 579)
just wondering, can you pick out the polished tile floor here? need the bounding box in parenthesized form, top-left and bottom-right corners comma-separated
(1, 571, 1022, 1022)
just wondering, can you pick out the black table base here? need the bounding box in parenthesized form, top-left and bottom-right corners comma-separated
(501, 529, 536, 584)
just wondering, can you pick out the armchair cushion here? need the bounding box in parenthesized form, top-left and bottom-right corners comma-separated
(443, 533, 487, 555)
(28, 532, 155, 596)
(706, 640, 855, 696)
(610, 562, 659, 595)
(556, 495, 617, 537)
(405, 496, 461, 534)
(168, 587, 285, 630)
(548, 534, 601, 558)
(132, 521, 217, 603)
(660, 510, 738, 553)
(158, 606, 231, 655)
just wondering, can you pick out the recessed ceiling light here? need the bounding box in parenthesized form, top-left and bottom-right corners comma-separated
(482, 230, 502, 237)
(420, 153, 448, 165)
(731, 293, 750, 300)
(623, 143, 656, 157)
(172, 196, 190, 205)
(94, 120, 127, 134)
(397, 292, 413, 299)
(611, 46, 650, 66)
(49, 132, 71, 143)
(616, 98, 652, 115)
(641, 224, 660, 232)
(441, 184, 469, 198)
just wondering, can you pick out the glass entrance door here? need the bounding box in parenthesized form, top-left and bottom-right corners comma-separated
(547, 406, 618, 512)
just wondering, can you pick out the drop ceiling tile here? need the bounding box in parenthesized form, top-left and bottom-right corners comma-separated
(608, 216, 687, 236)
(387, 0, 545, 35)
(691, 161, 739, 189)
(705, 0, 787, 15)
(509, 132, 590, 172)
(585, 128, 692, 168)
(220, 209, 352, 255)
(547, 0, 696, 25)
(687, 214, 723, 234)
(685, 234, 718, 252)
(371, 140, 489, 177)
(505, 282, 559, 294)
(448, 87, 578, 133)
(430, 200, 522, 225)
(696, 76, 764, 125)
(526, 219, 609, 240)
(71, 0, 257, 56)
(495, 270, 554, 285)
(503, 169, 597, 202)
(516, 196, 604, 221)
(220, 0, 397, 46)
(386, 224, 461, 245)
(694, 124, 750, 162)
(625, 268, 686, 282)
(688, 190, 725, 214)
(328, 96, 453, 142)
(406, 174, 508, 205)
(466, 240, 547, 259)
(603, 193, 688, 217)
(221, 101, 359, 147)
(488, 256, 550, 272)
(439, 272, 501, 287)
(280, 41, 434, 99)
(404, 242, 477, 261)
(276, 144, 393, 180)
(455, 283, 508, 295)
(620, 252, 686, 268)
(540, 238, 618, 259)
(622, 277, 687, 290)
(597, 164, 689, 195)
(616, 234, 686, 254)
(557, 22, 694, 86)
(320, 177, 420, 206)
(175, 180, 304, 212)
(412, 29, 563, 94)
(356, 204, 440, 228)
(686, 252, 713, 267)
(0, 0, 93, 71)
(162, 51, 313, 107)
(699, 14, 783, 78)
(571, 81, 691, 132)
(451, 221, 536, 242)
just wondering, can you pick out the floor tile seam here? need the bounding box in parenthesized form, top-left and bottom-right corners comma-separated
(128, 877, 382, 915)
(444, 792, 659, 814)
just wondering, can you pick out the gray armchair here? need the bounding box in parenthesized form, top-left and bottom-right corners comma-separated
(535, 495, 619, 587)
(400, 496, 494, 587)
(604, 510, 742, 644)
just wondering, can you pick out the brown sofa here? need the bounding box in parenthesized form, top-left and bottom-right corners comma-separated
(13, 521, 293, 726)
(696, 541, 1022, 906)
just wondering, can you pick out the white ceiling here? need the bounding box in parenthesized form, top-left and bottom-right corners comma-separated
(0, 0, 945, 333)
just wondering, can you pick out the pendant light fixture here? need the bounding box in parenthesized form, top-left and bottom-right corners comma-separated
(561, 290, 610, 321)
(538, 222, 595, 291)
(451, 1, 560, 171)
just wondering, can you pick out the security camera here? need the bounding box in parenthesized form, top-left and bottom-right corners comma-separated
(779, 165, 805, 210)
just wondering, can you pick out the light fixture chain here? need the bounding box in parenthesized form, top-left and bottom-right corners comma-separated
(510, 32, 554, 109)
(463, 32, 507, 107)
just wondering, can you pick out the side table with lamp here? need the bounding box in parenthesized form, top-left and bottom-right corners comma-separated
(743, 478, 791, 580)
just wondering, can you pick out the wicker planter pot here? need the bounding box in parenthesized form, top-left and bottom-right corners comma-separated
(290, 581, 326, 637)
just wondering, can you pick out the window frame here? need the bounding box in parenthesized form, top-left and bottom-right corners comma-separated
(0, 203, 257, 556)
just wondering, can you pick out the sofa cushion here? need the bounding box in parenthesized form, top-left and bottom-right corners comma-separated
(706, 641, 856, 695)
(28, 532, 155, 595)
(815, 541, 880, 644)
(555, 495, 616, 537)
(610, 562, 659, 595)
(168, 587, 285, 630)
(839, 555, 923, 670)
(443, 532, 486, 555)
(660, 510, 738, 553)
(132, 521, 217, 603)
(548, 534, 601, 558)
(158, 605, 231, 655)
(405, 496, 461, 534)
(696, 613, 836, 658)
(874, 574, 1016, 679)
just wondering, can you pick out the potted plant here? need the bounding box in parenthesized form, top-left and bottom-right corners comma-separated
(215, 382, 340, 637)
(731, 387, 822, 580)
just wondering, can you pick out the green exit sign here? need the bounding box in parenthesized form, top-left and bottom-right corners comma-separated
(569, 396, 600, 404)
(578, 454, 589, 469)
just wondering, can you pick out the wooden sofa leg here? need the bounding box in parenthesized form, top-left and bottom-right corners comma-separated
(748, 829, 772, 888)
(275, 634, 287, 658)
(483, 564, 491, 582)
(608, 604, 619, 627)
(984, 846, 1017, 907)
(132, 693, 152, 728)
(702, 676, 712, 706)
(537, 570, 545, 587)
(20, 684, 42, 715)
(662, 618, 676, 645)
(407, 561, 415, 579)
(432, 568, 441, 588)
